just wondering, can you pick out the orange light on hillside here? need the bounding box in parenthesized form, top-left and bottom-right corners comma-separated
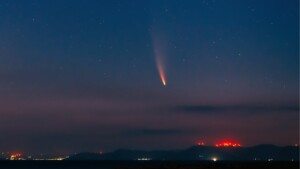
(215, 140, 242, 148)
(10, 152, 22, 160)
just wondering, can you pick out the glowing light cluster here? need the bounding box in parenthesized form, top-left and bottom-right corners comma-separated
(10, 153, 22, 160)
(215, 141, 241, 147)
(197, 142, 205, 146)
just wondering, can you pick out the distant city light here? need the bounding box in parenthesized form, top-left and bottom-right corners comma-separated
(137, 157, 152, 161)
(10, 153, 22, 160)
(211, 157, 218, 162)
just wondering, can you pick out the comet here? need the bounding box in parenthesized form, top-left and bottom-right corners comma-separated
(151, 30, 168, 87)
(156, 57, 167, 86)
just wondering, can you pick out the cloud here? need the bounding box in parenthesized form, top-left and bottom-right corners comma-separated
(123, 129, 183, 137)
(174, 104, 299, 114)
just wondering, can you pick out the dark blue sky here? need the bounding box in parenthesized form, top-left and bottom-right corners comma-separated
(0, 0, 298, 154)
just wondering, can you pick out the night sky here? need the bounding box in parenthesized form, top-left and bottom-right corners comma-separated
(0, 0, 298, 154)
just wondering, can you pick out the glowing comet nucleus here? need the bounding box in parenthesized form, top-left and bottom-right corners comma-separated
(156, 57, 167, 86)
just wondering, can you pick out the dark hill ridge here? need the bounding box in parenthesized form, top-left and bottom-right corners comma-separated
(67, 144, 299, 161)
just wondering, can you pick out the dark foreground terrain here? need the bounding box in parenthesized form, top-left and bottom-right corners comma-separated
(0, 161, 298, 169)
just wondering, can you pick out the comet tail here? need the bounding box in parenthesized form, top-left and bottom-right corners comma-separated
(156, 57, 167, 86)
(152, 31, 168, 87)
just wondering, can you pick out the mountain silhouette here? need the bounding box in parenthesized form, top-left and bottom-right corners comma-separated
(67, 144, 299, 161)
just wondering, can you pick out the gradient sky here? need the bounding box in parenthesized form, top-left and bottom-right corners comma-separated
(0, 0, 299, 154)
